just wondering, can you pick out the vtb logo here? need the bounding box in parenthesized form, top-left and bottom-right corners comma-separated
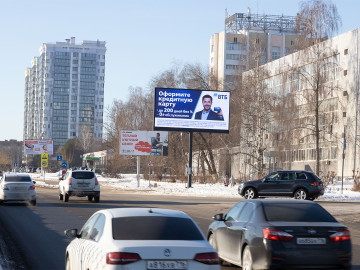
(217, 94, 227, 100)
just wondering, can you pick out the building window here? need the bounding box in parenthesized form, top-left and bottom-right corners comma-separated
(344, 49, 348, 55)
(344, 70, 348, 76)
(272, 46, 281, 60)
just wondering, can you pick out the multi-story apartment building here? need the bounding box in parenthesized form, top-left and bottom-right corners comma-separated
(24, 37, 106, 151)
(230, 28, 360, 179)
(210, 9, 299, 90)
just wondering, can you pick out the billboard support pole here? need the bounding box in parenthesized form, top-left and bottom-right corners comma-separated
(137, 156, 140, 188)
(188, 132, 193, 188)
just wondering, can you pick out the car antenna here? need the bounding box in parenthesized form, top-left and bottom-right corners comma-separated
(148, 208, 153, 213)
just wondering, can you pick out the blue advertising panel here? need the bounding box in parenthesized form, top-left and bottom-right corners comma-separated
(153, 88, 230, 133)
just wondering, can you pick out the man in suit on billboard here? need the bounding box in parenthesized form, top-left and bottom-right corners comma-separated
(194, 94, 224, 121)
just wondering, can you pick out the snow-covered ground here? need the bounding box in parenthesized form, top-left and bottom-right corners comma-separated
(31, 172, 360, 201)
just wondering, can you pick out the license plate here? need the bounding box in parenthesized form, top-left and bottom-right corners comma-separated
(147, 260, 187, 269)
(297, 238, 326, 245)
(77, 183, 89, 187)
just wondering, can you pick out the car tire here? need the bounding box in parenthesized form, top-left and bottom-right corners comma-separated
(87, 195, 93, 202)
(59, 192, 63, 201)
(64, 193, 69, 202)
(243, 187, 257, 199)
(294, 188, 309, 200)
(242, 246, 253, 270)
(30, 200, 36, 206)
(94, 195, 100, 203)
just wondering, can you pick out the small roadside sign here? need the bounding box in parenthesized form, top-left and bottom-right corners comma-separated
(57, 155, 63, 161)
(61, 162, 68, 168)
(41, 160, 48, 168)
(41, 153, 49, 160)
(147, 160, 153, 167)
(14, 162, 18, 167)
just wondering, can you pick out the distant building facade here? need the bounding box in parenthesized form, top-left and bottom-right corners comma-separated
(230, 28, 360, 179)
(24, 37, 106, 151)
(210, 9, 299, 90)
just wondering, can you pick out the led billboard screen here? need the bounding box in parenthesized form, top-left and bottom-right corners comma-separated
(153, 88, 230, 133)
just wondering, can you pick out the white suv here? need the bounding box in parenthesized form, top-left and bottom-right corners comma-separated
(59, 170, 100, 203)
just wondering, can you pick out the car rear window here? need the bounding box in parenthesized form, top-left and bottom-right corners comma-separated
(71, 171, 95, 179)
(263, 203, 337, 222)
(112, 216, 204, 240)
(5, 176, 31, 182)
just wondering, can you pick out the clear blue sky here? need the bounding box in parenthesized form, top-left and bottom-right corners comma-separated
(0, 0, 358, 141)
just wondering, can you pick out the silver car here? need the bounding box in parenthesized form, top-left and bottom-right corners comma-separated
(0, 173, 37, 205)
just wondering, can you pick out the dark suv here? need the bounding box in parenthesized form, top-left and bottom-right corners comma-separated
(238, 170, 324, 200)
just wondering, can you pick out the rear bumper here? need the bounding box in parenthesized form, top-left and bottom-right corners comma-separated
(0, 191, 36, 202)
(68, 191, 100, 197)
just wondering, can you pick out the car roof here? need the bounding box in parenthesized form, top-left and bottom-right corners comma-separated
(4, 173, 31, 177)
(274, 170, 313, 173)
(98, 208, 191, 219)
(245, 199, 316, 205)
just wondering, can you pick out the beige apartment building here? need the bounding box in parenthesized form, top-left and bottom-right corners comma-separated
(229, 28, 360, 180)
(210, 9, 299, 90)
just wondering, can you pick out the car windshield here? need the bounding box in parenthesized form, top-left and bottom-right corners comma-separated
(263, 203, 337, 222)
(112, 216, 204, 240)
(5, 176, 31, 182)
(71, 171, 95, 179)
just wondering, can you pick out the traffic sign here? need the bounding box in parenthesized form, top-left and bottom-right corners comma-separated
(13, 162, 18, 167)
(57, 155, 63, 161)
(61, 162, 68, 168)
(41, 153, 49, 160)
(41, 160, 48, 167)
(147, 160, 153, 167)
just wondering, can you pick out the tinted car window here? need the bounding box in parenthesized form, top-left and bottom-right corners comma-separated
(71, 171, 95, 179)
(81, 214, 100, 239)
(296, 172, 307, 180)
(225, 203, 244, 221)
(89, 214, 105, 241)
(280, 172, 295, 180)
(112, 216, 204, 240)
(5, 176, 31, 182)
(263, 203, 337, 222)
(238, 203, 254, 222)
(267, 172, 280, 181)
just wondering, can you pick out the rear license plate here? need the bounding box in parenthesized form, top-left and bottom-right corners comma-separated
(77, 183, 90, 187)
(147, 260, 187, 269)
(297, 238, 326, 245)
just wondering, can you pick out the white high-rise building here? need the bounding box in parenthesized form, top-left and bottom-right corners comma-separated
(210, 9, 299, 90)
(24, 37, 106, 151)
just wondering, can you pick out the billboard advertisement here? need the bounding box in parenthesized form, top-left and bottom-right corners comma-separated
(120, 130, 169, 156)
(153, 88, 230, 133)
(24, 140, 54, 155)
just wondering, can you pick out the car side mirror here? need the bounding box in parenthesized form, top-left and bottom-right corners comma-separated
(213, 213, 225, 221)
(33, 181, 36, 184)
(59, 176, 63, 180)
(64, 229, 79, 239)
(262, 178, 268, 182)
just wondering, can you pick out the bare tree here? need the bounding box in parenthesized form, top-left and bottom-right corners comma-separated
(290, 0, 342, 175)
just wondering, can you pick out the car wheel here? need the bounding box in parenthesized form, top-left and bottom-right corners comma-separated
(87, 195, 93, 202)
(30, 200, 36, 206)
(294, 188, 309, 200)
(94, 195, 100, 203)
(208, 233, 217, 249)
(59, 192, 63, 201)
(243, 187, 257, 199)
(66, 256, 71, 270)
(64, 193, 69, 202)
(242, 246, 253, 270)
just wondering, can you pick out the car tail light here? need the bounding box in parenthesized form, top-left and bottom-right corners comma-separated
(106, 252, 141, 265)
(311, 181, 320, 186)
(95, 178, 98, 185)
(29, 185, 36, 190)
(194, 252, 220, 265)
(329, 230, 351, 242)
(263, 229, 293, 242)
(68, 178, 72, 185)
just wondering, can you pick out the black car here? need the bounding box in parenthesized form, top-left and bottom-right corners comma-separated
(238, 170, 324, 200)
(207, 199, 352, 270)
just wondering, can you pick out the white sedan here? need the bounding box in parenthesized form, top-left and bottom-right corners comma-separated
(64, 208, 220, 270)
(0, 173, 36, 205)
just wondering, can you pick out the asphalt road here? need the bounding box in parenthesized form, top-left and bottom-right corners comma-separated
(0, 186, 359, 270)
